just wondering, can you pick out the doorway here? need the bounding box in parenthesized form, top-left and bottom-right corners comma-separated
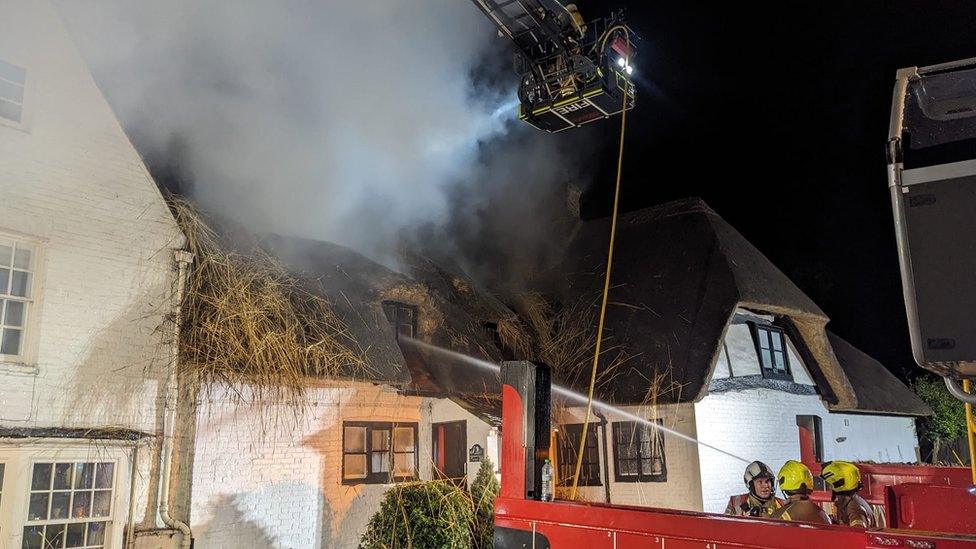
(432, 420, 467, 483)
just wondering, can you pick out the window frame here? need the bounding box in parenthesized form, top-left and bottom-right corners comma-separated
(341, 421, 419, 485)
(796, 414, 824, 462)
(749, 322, 792, 381)
(0, 445, 132, 549)
(21, 459, 119, 549)
(0, 233, 43, 368)
(556, 423, 602, 487)
(381, 301, 418, 340)
(611, 420, 667, 483)
(0, 56, 28, 131)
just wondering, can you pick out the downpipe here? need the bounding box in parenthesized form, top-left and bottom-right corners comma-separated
(126, 445, 139, 549)
(595, 409, 611, 504)
(158, 249, 194, 549)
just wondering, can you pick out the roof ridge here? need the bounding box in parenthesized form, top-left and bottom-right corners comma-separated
(619, 197, 716, 226)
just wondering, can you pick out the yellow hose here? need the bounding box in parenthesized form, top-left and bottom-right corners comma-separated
(569, 38, 631, 501)
(964, 379, 976, 484)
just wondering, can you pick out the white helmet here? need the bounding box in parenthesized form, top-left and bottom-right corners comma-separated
(743, 461, 776, 496)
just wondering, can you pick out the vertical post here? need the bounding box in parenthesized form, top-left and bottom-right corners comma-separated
(500, 361, 552, 500)
(964, 380, 976, 484)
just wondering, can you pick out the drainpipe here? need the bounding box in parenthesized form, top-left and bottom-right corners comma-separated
(595, 409, 611, 504)
(125, 445, 138, 549)
(158, 249, 193, 549)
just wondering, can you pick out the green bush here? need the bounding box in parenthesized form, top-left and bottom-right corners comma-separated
(359, 461, 500, 549)
(470, 459, 500, 549)
(913, 374, 970, 463)
(359, 480, 474, 549)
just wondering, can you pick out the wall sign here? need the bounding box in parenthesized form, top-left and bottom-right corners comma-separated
(469, 443, 484, 462)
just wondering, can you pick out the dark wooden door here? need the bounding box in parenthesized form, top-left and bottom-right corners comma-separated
(433, 421, 467, 483)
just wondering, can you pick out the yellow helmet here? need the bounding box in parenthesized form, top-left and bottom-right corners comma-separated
(821, 461, 862, 493)
(777, 460, 814, 493)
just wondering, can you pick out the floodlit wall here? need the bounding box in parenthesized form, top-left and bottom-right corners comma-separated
(190, 382, 493, 548)
(0, 0, 180, 437)
(426, 396, 496, 486)
(557, 403, 703, 511)
(696, 313, 918, 514)
(0, 1, 183, 545)
(695, 389, 918, 513)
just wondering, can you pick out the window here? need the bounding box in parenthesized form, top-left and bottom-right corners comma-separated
(23, 461, 115, 549)
(0, 239, 36, 359)
(381, 301, 417, 339)
(0, 58, 26, 124)
(556, 424, 601, 486)
(752, 324, 790, 378)
(612, 420, 666, 483)
(343, 422, 417, 484)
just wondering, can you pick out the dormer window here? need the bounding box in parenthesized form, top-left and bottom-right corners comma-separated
(750, 323, 791, 380)
(381, 301, 417, 340)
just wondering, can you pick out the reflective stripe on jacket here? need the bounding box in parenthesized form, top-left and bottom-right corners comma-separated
(724, 493, 785, 517)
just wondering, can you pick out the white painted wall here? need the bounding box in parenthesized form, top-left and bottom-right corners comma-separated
(558, 403, 703, 511)
(824, 413, 918, 464)
(0, 441, 141, 549)
(695, 392, 918, 514)
(190, 382, 493, 549)
(425, 397, 494, 486)
(0, 0, 182, 430)
(0, 0, 183, 541)
(711, 310, 814, 385)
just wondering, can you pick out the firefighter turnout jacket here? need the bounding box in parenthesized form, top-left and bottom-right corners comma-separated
(725, 493, 785, 517)
(834, 494, 875, 528)
(769, 495, 832, 524)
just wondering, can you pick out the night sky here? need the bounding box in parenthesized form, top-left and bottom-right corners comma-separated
(574, 2, 976, 380)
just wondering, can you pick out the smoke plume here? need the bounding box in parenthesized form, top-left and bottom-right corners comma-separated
(57, 0, 589, 285)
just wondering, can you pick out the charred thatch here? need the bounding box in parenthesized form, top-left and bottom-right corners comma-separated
(170, 198, 367, 404)
(510, 292, 634, 392)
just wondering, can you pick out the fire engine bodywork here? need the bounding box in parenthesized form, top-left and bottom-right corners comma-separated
(495, 361, 976, 548)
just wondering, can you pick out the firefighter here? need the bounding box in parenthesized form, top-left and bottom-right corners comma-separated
(725, 461, 785, 517)
(821, 461, 875, 528)
(769, 460, 831, 524)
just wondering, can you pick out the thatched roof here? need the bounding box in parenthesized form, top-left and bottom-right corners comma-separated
(262, 234, 505, 408)
(260, 234, 413, 384)
(555, 198, 859, 407)
(828, 332, 931, 417)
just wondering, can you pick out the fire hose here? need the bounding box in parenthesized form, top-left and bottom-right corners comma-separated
(569, 35, 631, 500)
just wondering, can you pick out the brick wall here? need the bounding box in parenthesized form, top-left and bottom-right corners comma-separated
(558, 404, 703, 511)
(0, 0, 184, 541)
(694, 389, 918, 514)
(0, 0, 182, 431)
(426, 397, 495, 486)
(190, 381, 495, 548)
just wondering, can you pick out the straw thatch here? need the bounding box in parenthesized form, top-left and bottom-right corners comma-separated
(170, 198, 367, 404)
(550, 197, 857, 406)
(510, 292, 634, 393)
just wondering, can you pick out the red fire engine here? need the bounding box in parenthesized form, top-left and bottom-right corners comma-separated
(468, 0, 976, 539)
(494, 360, 976, 548)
